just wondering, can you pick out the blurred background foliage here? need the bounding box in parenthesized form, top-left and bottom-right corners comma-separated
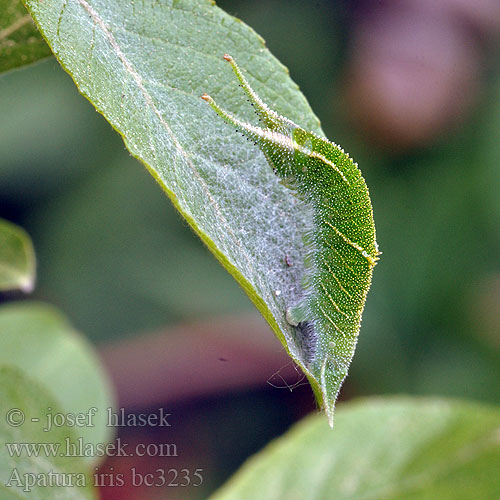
(1, 0, 500, 498)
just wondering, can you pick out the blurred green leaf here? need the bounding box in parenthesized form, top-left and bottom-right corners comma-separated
(0, 366, 97, 499)
(0, 218, 35, 293)
(0, 302, 115, 464)
(211, 397, 500, 500)
(0, 0, 51, 73)
(23, 0, 359, 418)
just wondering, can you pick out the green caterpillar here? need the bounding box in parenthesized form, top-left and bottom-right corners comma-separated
(203, 55, 379, 420)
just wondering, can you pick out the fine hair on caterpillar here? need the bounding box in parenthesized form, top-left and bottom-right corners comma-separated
(202, 54, 379, 421)
(295, 320, 317, 366)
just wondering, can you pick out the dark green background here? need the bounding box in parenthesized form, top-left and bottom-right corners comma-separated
(1, 0, 500, 496)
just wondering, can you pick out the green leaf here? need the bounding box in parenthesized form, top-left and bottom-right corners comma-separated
(0, 0, 51, 73)
(0, 218, 35, 293)
(210, 397, 500, 500)
(23, 0, 376, 422)
(0, 302, 115, 465)
(0, 366, 97, 499)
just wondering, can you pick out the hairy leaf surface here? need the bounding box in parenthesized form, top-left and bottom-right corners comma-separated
(23, 0, 377, 422)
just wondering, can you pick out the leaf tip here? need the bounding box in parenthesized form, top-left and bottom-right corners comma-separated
(325, 403, 335, 429)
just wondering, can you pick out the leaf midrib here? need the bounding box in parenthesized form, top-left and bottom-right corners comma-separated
(67, 0, 263, 302)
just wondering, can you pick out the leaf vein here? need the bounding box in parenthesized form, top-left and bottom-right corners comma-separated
(75, 0, 260, 295)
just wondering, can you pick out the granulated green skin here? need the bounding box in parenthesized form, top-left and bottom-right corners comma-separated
(205, 56, 379, 417)
(288, 129, 379, 405)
